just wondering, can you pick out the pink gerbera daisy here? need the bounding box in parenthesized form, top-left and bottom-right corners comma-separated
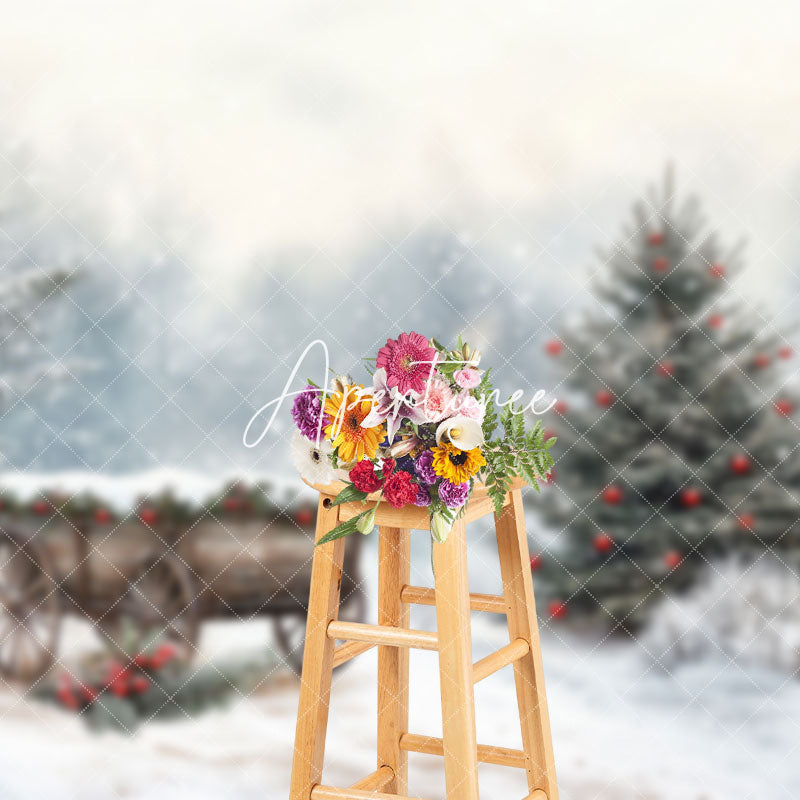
(376, 332, 436, 395)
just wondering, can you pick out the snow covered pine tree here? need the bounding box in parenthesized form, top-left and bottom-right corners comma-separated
(536, 172, 800, 634)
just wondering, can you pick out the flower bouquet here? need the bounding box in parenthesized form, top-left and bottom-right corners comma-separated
(289, 332, 555, 544)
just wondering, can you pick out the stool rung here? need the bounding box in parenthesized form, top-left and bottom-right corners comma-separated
(311, 786, 428, 800)
(472, 637, 530, 684)
(400, 585, 507, 614)
(327, 620, 438, 651)
(350, 765, 394, 791)
(399, 733, 527, 769)
(332, 640, 375, 669)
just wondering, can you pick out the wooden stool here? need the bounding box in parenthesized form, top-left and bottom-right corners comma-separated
(289, 477, 559, 800)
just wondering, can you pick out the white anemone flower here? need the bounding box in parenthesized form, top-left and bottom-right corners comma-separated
(289, 429, 335, 484)
(435, 415, 484, 451)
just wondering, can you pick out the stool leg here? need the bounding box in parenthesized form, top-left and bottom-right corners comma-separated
(433, 518, 480, 800)
(495, 489, 559, 800)
(290, 496, 346, 800)
(377, 526, 411, 794)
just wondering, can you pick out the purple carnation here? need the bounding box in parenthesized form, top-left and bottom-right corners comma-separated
(291, 385, 329, 441)
(414, 450, 437, 485)
(438, 479, 470, 509)
(413, 484, 432, 507)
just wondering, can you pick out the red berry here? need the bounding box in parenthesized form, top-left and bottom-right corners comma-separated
(775, 399, 794, 416)
(94, 507, 111, 524)
(602, 485, 623, 505)
(548, 600, 568, 619)
(737, 512, 755, 530)
(653, 256, 669, 272)
(131, 676, 150, 694)
(753, 354, 771, 369)
(139, 507, 158, 525)
(133, 654, 152, 669)
(647, 231, 665, 246)
(664, 550, 683, 569)
(779, 345, 793, 360)
(152, 642, 177, 668)
(57, 686, 79, 710)
(656, 361, 674, 377)
(32, 500, 50, 515)
(530, 554, 543, 571)
(545, 469, 556, 485)
(545, 339, 564, 356)
(680, 488, 702, 508)
(593, 533, 615, 554)
(730, 454, 751, 475)
(542, 429, 556, 442)
(595, 389, 614, 408)
(709, 263, 725, 279)
(295, 508, 313, 526)
(553, 400, 568, 415)
(708, 313, 724, 329)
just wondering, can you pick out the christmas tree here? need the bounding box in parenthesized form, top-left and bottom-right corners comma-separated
(535, 171, 800, 633)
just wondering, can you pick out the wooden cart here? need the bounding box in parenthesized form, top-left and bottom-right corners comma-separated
(0, 506, 365, 681)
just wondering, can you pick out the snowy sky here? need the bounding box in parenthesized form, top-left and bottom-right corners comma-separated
(0, 0, 798, 295)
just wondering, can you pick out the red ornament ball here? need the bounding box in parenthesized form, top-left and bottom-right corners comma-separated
(593, 532, 615, 554)
(680, 488, 703, 508)
(663, 550, 683, 569)
(653, 256, 669, 272)
(753, 354, 771, 369)
(708, 313, 724, 329)
(647, 231, 665, 246)
(779, 345, 793, 360)
(775, 399, 794, 416)
(94, 507, 111, 524)
(139, 507, 158, 526)
(737, 512, 755, 530)
(730, 454, 751, 475)
(223, 496, 243, 512)
(295, 508, 314, 527)
(548, 600, 568, 620)
(709, 263, 725, 279)
(529, 554, 543, 571)
(545, 339, 564, 356)
(32, 500, 50, 516)
(602, 485, 623, 505)
(656, 361, 674, 377)
(553, 399, 568, 415)
(595, 389, 614, 408)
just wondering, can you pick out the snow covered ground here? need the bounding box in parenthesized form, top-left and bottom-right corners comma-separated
(0, 523, 798, 799)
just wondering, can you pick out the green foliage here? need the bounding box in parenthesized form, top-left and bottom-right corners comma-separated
(482, 405, 555, 515)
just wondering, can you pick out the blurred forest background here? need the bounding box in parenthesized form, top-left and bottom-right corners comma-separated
(0, 3, 799, 800)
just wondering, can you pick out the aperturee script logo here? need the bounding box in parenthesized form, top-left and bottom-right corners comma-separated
(244, 334, 556, 544)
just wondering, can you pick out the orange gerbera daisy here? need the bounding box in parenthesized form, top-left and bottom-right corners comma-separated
(324, 384, 385, 463)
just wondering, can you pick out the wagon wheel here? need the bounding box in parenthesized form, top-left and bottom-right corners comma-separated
(273, 584, 367, 675)
(0, 530, 61, 682)
(103, 554, 199, 662)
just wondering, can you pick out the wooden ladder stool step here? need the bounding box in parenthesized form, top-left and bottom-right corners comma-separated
(289, 478, 559, 800)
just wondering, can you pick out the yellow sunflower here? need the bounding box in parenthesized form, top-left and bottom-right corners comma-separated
(431, 442, 486, 484)
(324, 384, 385, 463)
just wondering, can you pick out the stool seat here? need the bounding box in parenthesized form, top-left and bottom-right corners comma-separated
(302, 476, 527, 529)
(289, 479, 559, 800)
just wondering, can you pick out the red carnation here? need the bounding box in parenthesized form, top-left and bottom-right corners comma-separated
(381, 458, 396, 479)
(383, 471, 417, 509)
(349, 459, 383, 493)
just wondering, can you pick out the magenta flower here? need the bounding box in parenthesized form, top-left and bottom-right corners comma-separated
(376, 332, 436, 395)
(291, 385, 330, 441)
